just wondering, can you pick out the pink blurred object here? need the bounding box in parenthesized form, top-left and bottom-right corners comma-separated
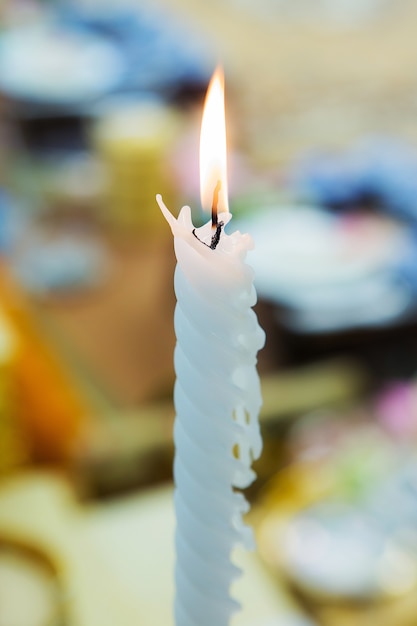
(376, 382, 417, 439)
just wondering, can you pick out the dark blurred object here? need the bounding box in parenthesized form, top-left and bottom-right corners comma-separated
(73, 403, 174, 499)
(261, 357, 367, 424)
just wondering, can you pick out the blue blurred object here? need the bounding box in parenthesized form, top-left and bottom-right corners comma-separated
(59, 4, 213, 97)
(289, 138, 417, 316)
(292, 150, 369, 209)
(0, 4, 212, 109)
(12, 232, 107, 294)
(293, 138, 417, 223)
(394, 229, 417, 297)
(0, 23, 126, 107)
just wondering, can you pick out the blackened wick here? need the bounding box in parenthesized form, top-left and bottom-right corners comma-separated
(192, 221, 224, 250)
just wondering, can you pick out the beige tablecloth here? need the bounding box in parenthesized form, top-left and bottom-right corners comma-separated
(0, 471, 308, 626)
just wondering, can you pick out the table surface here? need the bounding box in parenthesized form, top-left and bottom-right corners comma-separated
(0, 471, 311, 626)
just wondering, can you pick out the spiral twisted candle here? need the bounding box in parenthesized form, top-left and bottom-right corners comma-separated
(158, 196, 265, 626)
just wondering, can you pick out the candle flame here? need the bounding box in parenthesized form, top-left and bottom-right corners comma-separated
(200, 66, 229, 218)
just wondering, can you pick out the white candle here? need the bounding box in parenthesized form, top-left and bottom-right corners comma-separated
(157, 67, 265, 626)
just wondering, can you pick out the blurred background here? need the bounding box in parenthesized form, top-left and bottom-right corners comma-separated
(2, 1, 417, 625)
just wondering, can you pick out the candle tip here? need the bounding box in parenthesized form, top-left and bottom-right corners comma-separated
(156, 193, 176, 230)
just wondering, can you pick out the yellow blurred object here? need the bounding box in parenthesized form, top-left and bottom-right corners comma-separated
(0, 307, 28, 473)
(260, 358, 367, 423)
(0, 263, 87, 462)
(317, 594, 417, 626)
(93, 101, 180, 233)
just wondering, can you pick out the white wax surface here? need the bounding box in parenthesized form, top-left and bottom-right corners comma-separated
(158, 196, 265, 626)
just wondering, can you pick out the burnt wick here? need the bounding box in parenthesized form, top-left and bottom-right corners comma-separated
(192, 221, 224, 250)
(212, 180, 222, 228)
